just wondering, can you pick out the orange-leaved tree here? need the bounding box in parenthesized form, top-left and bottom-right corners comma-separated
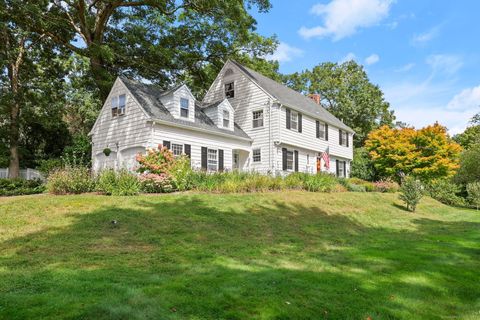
(365, 123, 461, 181)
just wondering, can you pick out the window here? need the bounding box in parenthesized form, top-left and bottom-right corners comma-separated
(118, 94, 126, 116)
(340, 130, 348, 146)
(338, 160, 346, 178)
(286, 150, 294, 171)
(171, 143, 183, 156)
(318, 122, 326, 139)
(225, 82, 234, 98)
(207, 149, 218, 171)
(223, 110, 230, 127)
(252, 110, 264, 128)
(253, 148, 261, 162)
(180, 98, 189, 118)
(290, 111, 298, 131)
(111, 96, 118, 117)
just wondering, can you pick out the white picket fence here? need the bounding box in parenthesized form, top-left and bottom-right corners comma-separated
(0, 168, 43, 180)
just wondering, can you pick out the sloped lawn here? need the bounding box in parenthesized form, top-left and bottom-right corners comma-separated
(0, 192, 479, 319)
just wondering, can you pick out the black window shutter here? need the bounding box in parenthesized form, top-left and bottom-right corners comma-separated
(282, 148, 287, 170)
(339, 130, 342, 145)
(201, 147, 207, 170)
(286, 108, 291, 129)
(325, 124, 329, 141)
(298, 113, 302, 132)
(184, 144, 191, 157)
(346, 133, 349, 147)
(336, 160, 339, 177)
(343, 161, 347, 178)
(316, 120, 320, 138)
(294, 150, 299, 172)
(218, 149, 224, 172)
(163, 140, 170, 149)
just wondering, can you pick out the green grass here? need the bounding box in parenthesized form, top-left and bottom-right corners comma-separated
(1, 192, 479, 319)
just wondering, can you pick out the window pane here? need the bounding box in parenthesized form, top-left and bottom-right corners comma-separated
(253, 149, 261, 162)
(111, 96, 118, 109)
(286, 151, 293, 170)
(225, 82, 234, 98)
(180, 98, 189, 118)
(172, 144, 183, 156)
(291, 111, 298, 130)
(119, 95, 126, 107)
(223, 110, 230, 127)
(319, 123, 325, 139)
(207, 149, 218, 171)
(252, 110, 263, 128)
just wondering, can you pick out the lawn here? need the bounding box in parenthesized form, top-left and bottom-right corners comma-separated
(0, 192, 479, 319)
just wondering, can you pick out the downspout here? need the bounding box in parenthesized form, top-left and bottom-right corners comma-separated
(268, 99, 271, 174)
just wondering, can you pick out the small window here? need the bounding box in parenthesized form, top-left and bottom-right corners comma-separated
(286, 151, 294, 171)
(290, 111, 298, 131)
(225, 82, 234, 98)
(171, 143, 183, 156)
(207, 149, 218, 171)
(318, 122, 326, 139)
(253, 148, 261, 162)
(111, 96, 118, 117)
(340, 131, 348, 146)
(223, 110, 230, 128)
(118, 94, 126, 116)
(180, 98, 189, 118)
(252, 110, 264, 128)
(338, 160, 346, 177)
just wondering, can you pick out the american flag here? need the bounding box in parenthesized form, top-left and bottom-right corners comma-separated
(321, 148, 330, 170)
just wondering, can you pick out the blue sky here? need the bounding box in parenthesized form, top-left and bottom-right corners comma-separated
(250, 0, 480, 134)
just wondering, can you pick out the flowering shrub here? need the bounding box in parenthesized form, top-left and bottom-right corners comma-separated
(139, 173, 175, 193)
(136, 145, 175, 175)
(373, 180, 399, 193)
(47, 166, 95, 195)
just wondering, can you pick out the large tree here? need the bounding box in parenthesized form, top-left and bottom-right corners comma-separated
(283, 60, 395, 147)
(365, 123, 462, 181)
(453, 111, 480, 149)
(22, 0, 277, 99)
(0, 1, 67, 177)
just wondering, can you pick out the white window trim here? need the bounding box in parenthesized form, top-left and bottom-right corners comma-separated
(340, 131, 348, 146)
(223, 109, 230, 128)
(252, 109, 264, 129)
(253, 148, 261, 162)
(180, 98, 189, 118)
(318, 122, 326, 140)
(286, 150, 294, 171)
(290, 110, 298, 131)
(225, 81, 235, 99)
(171, 143, 184, 157)
(207, 148, 218, 171)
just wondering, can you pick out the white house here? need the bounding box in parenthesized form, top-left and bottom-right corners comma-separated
(89, 60, 354, 177)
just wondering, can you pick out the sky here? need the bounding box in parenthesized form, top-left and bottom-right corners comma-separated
(250, 0, 480, 134)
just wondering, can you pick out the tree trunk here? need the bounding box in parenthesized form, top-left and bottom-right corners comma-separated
(8, 101, 20, 178)
(90, 55, 114, 101)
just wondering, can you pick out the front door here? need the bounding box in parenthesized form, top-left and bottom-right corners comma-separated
(316, 157, 321, 173)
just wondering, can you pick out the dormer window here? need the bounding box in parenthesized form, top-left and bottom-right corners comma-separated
(223, 110, 230, 128)
(225, 82, 234, 98)
(111, 94, 126, 117)
(180, 98, 189, 118)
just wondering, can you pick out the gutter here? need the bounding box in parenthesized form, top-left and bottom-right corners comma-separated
(150, 119, 253, 143)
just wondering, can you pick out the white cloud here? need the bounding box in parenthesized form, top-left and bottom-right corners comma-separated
(266, 42, 304, 63)
(394, 63, 415, 72)
(426, 54, 463, 75)
(447, 85, 480, 111)
(299, 0, 393, 41)
(365, 54, 380, 65)
(411, 26, 440, 45)
(340, 52, 357, 63)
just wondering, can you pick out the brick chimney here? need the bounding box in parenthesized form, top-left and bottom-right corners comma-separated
(308, 93, 321, 105)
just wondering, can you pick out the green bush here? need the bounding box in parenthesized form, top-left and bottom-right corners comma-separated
(0, 178, 45, 196)
(347, 183, 367, 192)
(303, 173, 338, 192)
(399, 177, 424, 212)
(37, 158, 63, 177)
(426, 179, 465, 207)
(47, 167, 95, 195)
(170, 155, 194, 191)
(96, 169, 140, 196)
(351, 147, 376, 181)
(466, 182, 480, 210)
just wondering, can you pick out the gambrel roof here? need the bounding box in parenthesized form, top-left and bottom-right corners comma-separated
(229, 60, 354, 133)
(119, 76, 250, 140)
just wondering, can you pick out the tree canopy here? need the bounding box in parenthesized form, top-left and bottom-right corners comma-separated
(283, 60, 395, 147)
(365, 123, 462, 181)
